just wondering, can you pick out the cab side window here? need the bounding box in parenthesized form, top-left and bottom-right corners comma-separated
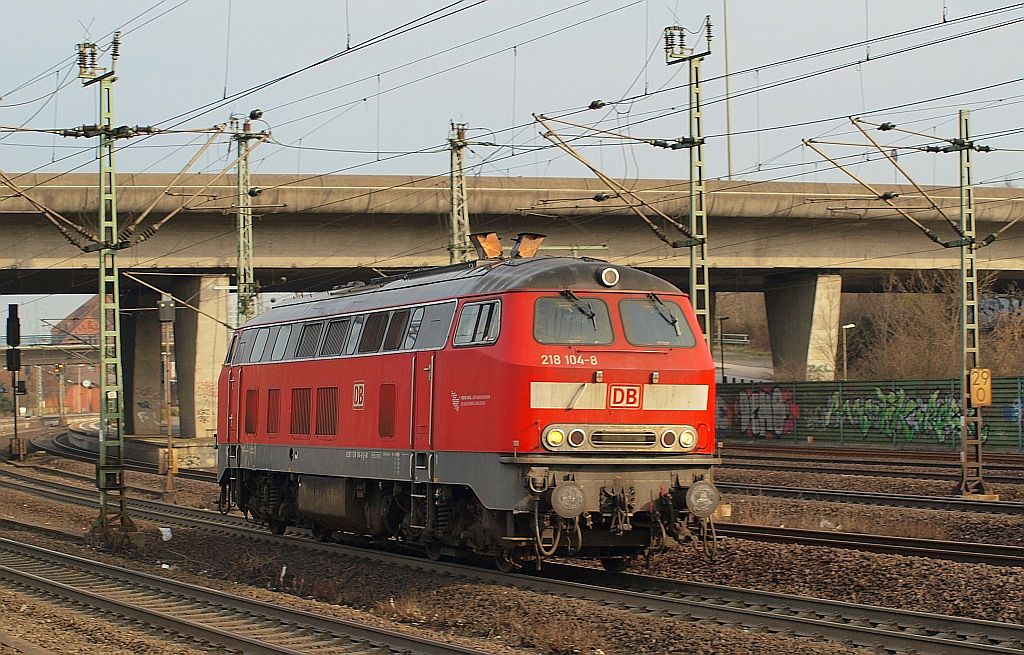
(453, 300, 501, 346)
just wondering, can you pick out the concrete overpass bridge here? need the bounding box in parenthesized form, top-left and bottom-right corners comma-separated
(3, 173, 1023, 436)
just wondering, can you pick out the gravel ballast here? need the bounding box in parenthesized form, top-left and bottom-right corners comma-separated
(0, 462, 880, 655)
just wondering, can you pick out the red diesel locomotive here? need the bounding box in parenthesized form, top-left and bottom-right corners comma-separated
(217, 235, 721, 571)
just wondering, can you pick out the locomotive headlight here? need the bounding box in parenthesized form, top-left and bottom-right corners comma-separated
(660, 429, 677, 448)
(598, 267, 620, 287)
(679, 426, 698, 450)
(545, 429, 566, 449)
(568, 428, 586, 447)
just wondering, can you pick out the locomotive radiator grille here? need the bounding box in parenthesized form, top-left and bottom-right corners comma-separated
(589, 430, 657, 446)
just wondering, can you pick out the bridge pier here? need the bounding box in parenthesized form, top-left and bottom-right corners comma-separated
(764, 272, 842, 381)
(123, 290, 163, 435)
(172, 275, 230, 440)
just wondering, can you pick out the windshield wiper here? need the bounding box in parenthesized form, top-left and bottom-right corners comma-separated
(648, 292, 681, 336)
(561, 289, 597, 330)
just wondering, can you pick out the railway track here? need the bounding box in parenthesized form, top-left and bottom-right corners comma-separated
(721, 444, 1024, 469)
(0, 535, 487, 655)
(715, 524, 1024, 566)
(2, 467, 1022, 654)
(7, 462, 1023, 568)
(31, 430, 216, 483)
(718, 482, 1024, 514)
(720, 459, 1024, 485)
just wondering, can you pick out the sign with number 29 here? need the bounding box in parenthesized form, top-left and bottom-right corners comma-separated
(969, 368, 992, 407)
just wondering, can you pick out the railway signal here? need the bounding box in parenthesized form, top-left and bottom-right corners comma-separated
(6, 304, 22, 461)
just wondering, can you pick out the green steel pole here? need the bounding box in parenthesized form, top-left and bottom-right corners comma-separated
(78, 36, 130, 531)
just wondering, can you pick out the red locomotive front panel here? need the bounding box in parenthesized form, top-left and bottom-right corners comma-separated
(217, 255, 721, 569)
(434, 290, 716, 455)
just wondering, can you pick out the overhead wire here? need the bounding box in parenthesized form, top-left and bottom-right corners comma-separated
(151, 1, 490, 130)
(8, 3, 1024, 309)
(0, 0, 191, 103)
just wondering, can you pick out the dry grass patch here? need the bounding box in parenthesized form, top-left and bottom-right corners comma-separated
(373, 594, 429, 623)
(509, 615, 605, 655)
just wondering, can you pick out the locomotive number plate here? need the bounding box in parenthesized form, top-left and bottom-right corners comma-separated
(540, 354, 598, 366)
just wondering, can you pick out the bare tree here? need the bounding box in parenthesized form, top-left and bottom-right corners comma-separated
(847, 272, 1022, 380)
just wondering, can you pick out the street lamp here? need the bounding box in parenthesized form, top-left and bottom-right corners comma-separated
(841, 323, 856, 381)
(717, 316, 730, 383)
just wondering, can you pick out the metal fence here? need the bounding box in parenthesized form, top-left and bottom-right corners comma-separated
(717, 377, 1024, 452)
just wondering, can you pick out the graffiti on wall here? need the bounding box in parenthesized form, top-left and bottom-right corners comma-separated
(719, 380, 1022, 447)
(719, 386, 800, 438)
(1007, 398, 1024, 425)
(818, 387, 982, 443)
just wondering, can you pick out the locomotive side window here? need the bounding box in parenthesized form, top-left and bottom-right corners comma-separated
(344, 315, 365, 355)
(358, 312, 389, 353)
(233, 330, 256, 364)
(403, 307, 425, 349)
(294, 322, 323, 359)
(382, 309, 411, 351)
(534, 296, 613, 345)
(620, 297, 696, 347)
(225, 334, 238, 365)
(290, 387, 311, 435)
(320, 319, 352, 357)
(413, 301, 457, 349)
(266, 388, 280, 434)
(269, 325, 292, 361)
(454, 300, 501, 346)
(248, 328, 271, 363)
(258, 326, 281, 362)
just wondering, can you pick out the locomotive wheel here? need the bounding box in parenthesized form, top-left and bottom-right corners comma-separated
(600, 557, 631, 574)
(423, 538, 443, 561)
(269, 519, 287, 536)
(311, 523, 333, 542)
(494, 553, 516, 574)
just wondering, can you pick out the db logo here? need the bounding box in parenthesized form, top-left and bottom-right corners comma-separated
(608, 384, 641, 409)
(352, 382, 365, 409)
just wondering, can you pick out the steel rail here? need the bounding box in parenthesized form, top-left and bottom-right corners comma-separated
(720, 460, 1024, 485)
(537, 564, 1024, 655)
(721, 444, 1024, 468)
(719, 482, 1024, 514)
(715, 523, 1024, 566)
(2, 469, 1022, 654)
(0, 536, 488, 655)
(9, 465, 1021, 568)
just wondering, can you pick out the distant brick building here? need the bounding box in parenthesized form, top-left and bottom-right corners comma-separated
(51, 295, 99, 345)
(49, 296, 100, 413)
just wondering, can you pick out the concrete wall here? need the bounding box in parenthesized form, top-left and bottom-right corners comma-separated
(172, 276, 229, 440)
(122, 291, 163, 435)
(764, 272, 842, 381)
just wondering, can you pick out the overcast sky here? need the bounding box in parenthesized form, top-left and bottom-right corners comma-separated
(3, 1, 1024, 330)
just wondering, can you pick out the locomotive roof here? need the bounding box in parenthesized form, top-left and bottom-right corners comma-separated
(243, 256, 680, 328)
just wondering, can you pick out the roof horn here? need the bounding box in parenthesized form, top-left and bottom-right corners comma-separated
(510, 232, 546, 258)
(468, 232, 503, 259)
